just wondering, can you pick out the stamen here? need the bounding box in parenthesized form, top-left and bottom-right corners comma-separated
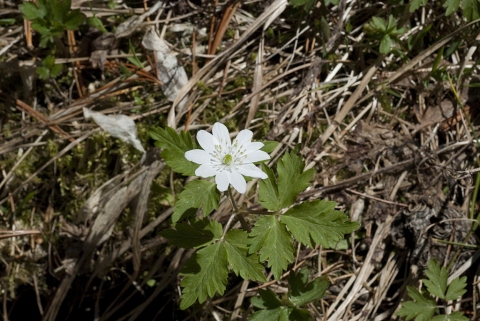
(223, 154, 233, 165)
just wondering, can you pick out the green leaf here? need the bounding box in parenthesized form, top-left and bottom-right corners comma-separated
(431, 46, 445, 73)
(36, 66, 50, 80)
(251, 289, 283, 309)
(444, 39, 462, 58)
(380, 34, 392, 54)
(249, 216, 294, 280)
(250, 289, 286, 321)
(258, 152, 314, 211)
(63, 10, 85, 30)
(180, 243, 228, 309)
(431, 312, 469, 321)
(149, 126, 198, 176)
(50, 63, 63, 78)
(259, 150, 314, 211)
(289, 308, 312, 321)
(35, 0, 49, 21)
(445, 276, 467, 301)
(463, 0, 480, 22)
(423, 259, 447, 299)
(224, 230, 266, 282)
(396, 286, 436, 321)
(42, 55, 56, 68)
(54, 0, 72, 22)
(39, 34, 52, 48)
(444, 0, 461, 16)
(386, 15, 396, 31)
(19, 2, 42, 20)
(280, 200, 360, 248)
(250, 308, 286, 321)
(277, 151, 314, 209)
(160, 219, 222, 249)
(370, 16, 387, 30)
(127, 40, 144, 68)
(86, 16, 107, 32)
(0, 18, 15, 25)
(288, 269, 329, 307)
(320, 16, 330, 40)
(173, 180, 220, 223)
(258, 165, 280, 211)
(31, 20, 50, 35)
(409, 0, 428, 12)
(261, 141, 279, 154)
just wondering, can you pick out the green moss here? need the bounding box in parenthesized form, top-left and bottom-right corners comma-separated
(197, 81, 213, 94)
(3, 122, 11, 138)
(233, 77, 248, 88)
(379, 91, 393, 114)
(225, 28, 236, 39)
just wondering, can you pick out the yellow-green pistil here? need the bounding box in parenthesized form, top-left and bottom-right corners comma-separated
(223, 154, 233, 165)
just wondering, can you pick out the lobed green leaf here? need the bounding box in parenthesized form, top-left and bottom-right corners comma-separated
(258, 165, 280, 211)
(63, 10, 86, 30)
(444, 0, 461, 16)
(149, 126, 198, 176)
(409, 0, 428, 12)
(173, 180, 220, 223)
(396, 286, 436, 321)
(423, 259, 448, 299)
(248, 216, 294, 280)
(259, 150, 313, 211)
(250, 289, 288, 321)
(280, 200, 360, 248)
(180, 243, 229, 309)
(160, 219, 222, 249)
(431, 312, 469, 321)
(288, 268, 329, 307)
(224, 230, 266, 282)
(251, 289, 283, 310)
(277, 151, 314, 209)
(445, 276, 467, 301)
(54, 0, 72, 22)
(19, 2, 42, 20)
(463, 0, 480, 22)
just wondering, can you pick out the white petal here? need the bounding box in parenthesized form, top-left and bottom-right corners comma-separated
(185, 149, 212, 164)
(197, 130, 217, 153)
(212, 123, 231, 148)
(195, 164, 218, 177)
(215, 171, 230, 191)
(236, 163, 268, 179)
(245, 142, 264, 152)
(245, 150, 270, 163)
(230, 170, 247, 194)
(235, 129, 253, 145)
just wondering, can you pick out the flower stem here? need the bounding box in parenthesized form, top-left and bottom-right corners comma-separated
(227, 186, 240, 214)
(222, 186, 250, 238)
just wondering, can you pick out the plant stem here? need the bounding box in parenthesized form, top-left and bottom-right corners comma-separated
(227, 186, 240, 214)
(222, 186, 250, 238)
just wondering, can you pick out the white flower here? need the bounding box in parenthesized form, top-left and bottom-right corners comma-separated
(185, 122, 270, 193)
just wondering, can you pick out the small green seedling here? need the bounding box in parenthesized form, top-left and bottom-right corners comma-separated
(397, 259, 468, 321)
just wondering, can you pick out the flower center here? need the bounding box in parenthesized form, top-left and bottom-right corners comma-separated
(222, 154, 233, 165)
